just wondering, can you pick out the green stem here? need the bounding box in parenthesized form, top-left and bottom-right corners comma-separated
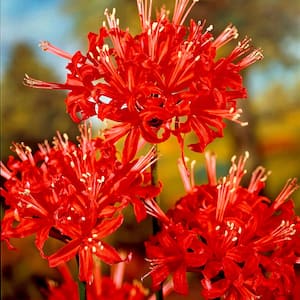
(150, 145, 163, 300)
(78, 280, 86, 300)
(49, 230, 86, 298)
(151, 145, 160, 235)
(76, 255, 86, 300)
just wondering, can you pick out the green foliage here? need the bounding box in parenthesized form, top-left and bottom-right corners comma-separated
(1, 43, 78, 160)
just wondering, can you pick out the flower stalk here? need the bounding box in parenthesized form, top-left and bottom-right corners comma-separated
(150, 145, 163, 300)
(151, 145, 160, 236)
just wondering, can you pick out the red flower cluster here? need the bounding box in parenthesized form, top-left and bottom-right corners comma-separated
(45, 263, 149, 300)
(6, 1, 300, 299)
(1, 123, 160, 284)
(144, 153, 300, 298)
(24, 0, 263, 160)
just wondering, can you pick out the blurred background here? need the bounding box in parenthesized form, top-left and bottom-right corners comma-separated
(1, 0, 300, 299)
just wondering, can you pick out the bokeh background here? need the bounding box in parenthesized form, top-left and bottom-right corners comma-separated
(1, 0, 300, 299)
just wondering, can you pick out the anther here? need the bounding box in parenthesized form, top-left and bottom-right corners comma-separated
(88, 52, 95, 60)
(206, 25, 213, 32)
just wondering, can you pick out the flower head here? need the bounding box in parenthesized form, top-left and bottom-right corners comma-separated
(45, 264, 79, 300)
(45, 261, 173, 300)
(45, 262, 148, 300)
(24, 0, 262, 160)
(144, 152, 300, 298)
(1, 123, 160, 283)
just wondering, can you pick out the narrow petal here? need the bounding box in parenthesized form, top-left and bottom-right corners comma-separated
(95, 241, 124, 264)
(78, 248, 95, 284)
(48, 239, 81, 267)
(94, 214, 124, 239)
(122, 127, 141, 163)
(35, 226, 51, 258)
(173, 264, 188, 295)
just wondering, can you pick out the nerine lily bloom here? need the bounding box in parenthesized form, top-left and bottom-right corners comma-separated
(1, 123, 160, 283)
(45, 261, 173, 300)
(144, 153, 300, 298)
(24, 0, 262, 161)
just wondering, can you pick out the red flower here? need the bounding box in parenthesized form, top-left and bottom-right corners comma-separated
(24, 0, 262, 160)
(45, 260, 173, 300)
(143, 198, 208, 295)
(46, 262, 147, 300)
(86, 260, 149, 300)
(144, 153, 300, 298)
(144, 222, 208, 295)
(46, 264, 79, 300)
(1, 123, 160, 283)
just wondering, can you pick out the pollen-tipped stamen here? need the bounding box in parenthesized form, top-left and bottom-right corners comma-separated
(205, 152, 217, 186)
(23, 74, 66, 89)
(212, 24, 239, 49)
(272, 178, 299, 210)
(253, 220, 296, 249)
(39, 41, 73, 60)
(144, 198, 170, 224)
(173, 0, 199, 26)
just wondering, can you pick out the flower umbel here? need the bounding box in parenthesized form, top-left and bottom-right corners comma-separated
(45, 262, 148, 300)
(1, 123, 160, 284)
(45, 261, 174, 300)
(24, 0, 263, 160)
(144, 153, 300, 298)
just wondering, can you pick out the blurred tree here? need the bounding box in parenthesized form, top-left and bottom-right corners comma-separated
(62, 0, 300, 64)
(255, 80, 300, 116)
(251, 79, 300, 211)
(1, 44, 80, 300)
(1, 42, 78, 161)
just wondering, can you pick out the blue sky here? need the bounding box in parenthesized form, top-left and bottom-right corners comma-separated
(1, 0, 79, 79)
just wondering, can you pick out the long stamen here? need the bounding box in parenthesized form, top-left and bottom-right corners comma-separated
(39, 41, 73, 60)
(248, 166, 270, 193)
(178, 157, 196, 193)
(137, 0, 152, 30)
(11, 143, 35, 165)
(132, 146, 158, 173)
(216, 177, 230, 222)
(98, 45, 126, 88)
(238, 48, 264, 69)
(253, 220, 296, 249)
(272, 178, 299, 210)
(212, 24, 239, 49)
(167, 42, 197, 87)
(203, 108, 249, 127)
(227, 37, 263, 68)
(0, 162, 12, 180)
(23, 74, 66, 89)
(104, 8, 125, 59)
(229, 151, 249, 188)
(144, 198, 170, 224)
(205, 152, 217, 186)
(173, 0, 199, 26)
